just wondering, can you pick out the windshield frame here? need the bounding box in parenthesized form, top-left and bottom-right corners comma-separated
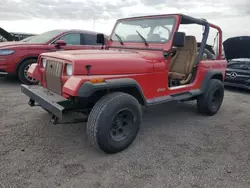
(26, 30, 65, 44)
(110, 15, 177, 44)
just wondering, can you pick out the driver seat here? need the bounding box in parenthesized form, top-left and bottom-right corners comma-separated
(168, 36, 197, 84)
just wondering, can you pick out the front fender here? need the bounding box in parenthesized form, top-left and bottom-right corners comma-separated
(78, 78, 145, 97)
(62, 77, 146, 102)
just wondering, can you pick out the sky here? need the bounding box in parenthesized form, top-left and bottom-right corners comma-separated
(0, 0, 249, 44)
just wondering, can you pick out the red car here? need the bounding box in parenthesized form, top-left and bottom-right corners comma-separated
(0, 29, 108, 84)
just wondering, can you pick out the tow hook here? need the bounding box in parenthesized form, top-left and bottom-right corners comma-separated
(28, 99, 35, 106)
(51, 115, 58, 125)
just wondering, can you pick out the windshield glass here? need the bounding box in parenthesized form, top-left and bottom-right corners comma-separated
(20, 36, 34, 42)
(111, 16, 176, 43)
(27, 30, 64, 44)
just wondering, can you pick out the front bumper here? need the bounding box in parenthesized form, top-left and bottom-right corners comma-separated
(21, 84, 68, 120)
(0, 57, 8, 75)
(224, 81, 250, 90)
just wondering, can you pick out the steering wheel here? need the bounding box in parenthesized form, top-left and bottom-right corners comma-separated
(154, 26, 171, 40)
(197, 47, 215, 60)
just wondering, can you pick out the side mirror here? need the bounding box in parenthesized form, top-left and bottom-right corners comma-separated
(55, 40, 66, 48)
(96, 33, 105, 45)
(172, 32, 186, 47)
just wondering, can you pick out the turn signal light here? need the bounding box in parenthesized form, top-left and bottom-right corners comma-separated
(89, 78, 105, 83)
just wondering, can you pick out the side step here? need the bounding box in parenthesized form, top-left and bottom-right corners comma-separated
(146, 89, 202, 106)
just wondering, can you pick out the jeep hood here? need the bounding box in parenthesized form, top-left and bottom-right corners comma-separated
(43, 49, 161, 75)
(223, 36, 250, 60)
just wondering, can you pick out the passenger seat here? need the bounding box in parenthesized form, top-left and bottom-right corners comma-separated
(168, 36, 197, 85)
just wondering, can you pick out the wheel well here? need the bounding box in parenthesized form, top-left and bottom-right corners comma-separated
(16, 57, 38, 73)
(211, 73, 223, 82)
(200, 71, 224, 93)
(86, 86, 146, 107)
(109, 87, 145, 105)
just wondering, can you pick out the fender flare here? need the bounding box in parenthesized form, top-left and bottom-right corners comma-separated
(77, 78, 147, 104)
(200, 70, 224, 92)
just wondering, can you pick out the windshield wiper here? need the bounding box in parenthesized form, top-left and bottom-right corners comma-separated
(114, 32, 124, 45)
(136, 30, 148, 46)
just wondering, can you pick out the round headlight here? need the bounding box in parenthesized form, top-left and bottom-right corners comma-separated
(42, 59, 47, 68)
(66, 64, 73, 76)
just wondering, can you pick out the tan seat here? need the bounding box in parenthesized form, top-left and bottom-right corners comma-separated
(168, 36, 197, 84)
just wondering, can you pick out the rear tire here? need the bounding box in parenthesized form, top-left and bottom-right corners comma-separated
(197, 79, 224, 115)
(87, 92, 142, 154)
(18, 59, 39, 85)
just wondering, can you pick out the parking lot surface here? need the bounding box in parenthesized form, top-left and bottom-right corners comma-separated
(0, 77, 250, 188)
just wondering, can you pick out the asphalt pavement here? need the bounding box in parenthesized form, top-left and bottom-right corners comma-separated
(0, 77, 250, 188)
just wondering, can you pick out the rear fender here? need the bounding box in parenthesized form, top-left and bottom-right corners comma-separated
(200, 70, 224, 92)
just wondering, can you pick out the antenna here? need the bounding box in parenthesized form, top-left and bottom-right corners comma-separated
(93, 18, 96, 31)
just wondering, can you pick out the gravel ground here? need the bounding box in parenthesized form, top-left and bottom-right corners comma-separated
(0, 77, 250, 188)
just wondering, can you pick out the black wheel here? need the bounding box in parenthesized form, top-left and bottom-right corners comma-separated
(87, 92, 142, 154)
(17, 59, 38, 85)
(198, 47, 215, 60)
(197, 79, 224, 115)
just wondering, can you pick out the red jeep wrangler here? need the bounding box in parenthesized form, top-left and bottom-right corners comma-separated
(21, 14, 227, 154)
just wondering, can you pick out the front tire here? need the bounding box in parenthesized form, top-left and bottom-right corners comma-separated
(197, 79, 224, 115)
(87, 92, 142, 154)
(18, 59, 39, 85)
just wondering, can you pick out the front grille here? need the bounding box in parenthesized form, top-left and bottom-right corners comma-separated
(45, 60, 63, 95)
(226, 71, 250, 83)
